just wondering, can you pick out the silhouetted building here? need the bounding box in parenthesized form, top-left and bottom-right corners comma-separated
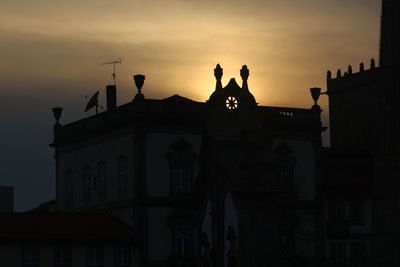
(28, 199, 56, 213)
(0, 213, 137, 267)
(51, 64, 325, 267)
(0, 186, 14, 212)
(323, 0, 400, 266)
(322, 150, 373, 266)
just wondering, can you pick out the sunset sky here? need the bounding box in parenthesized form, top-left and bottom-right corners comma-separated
(0, 0, 381, 211)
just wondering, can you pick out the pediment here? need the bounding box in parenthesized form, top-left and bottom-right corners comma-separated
(162, 94, 195, 103)
(222, 78, 242, 97)
(273, 142, 292, 156)
(171, 137, 192, 151)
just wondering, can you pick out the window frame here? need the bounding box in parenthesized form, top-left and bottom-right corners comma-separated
(114, 246, 131, 266)
(54, 246, 71, 266)
(166, 137, 196, 196)
(83, 165, 92, 204)
(166, 138, 196, 196)
(87, 247, 104, 266)
(350, 242, 368, 264)
(173, 224, 193, 258)
(117, 156, 128, 198)
(22, 246, 39, 266)
(65, 169, 74, 208)
(97, 161, 107, 200)
(349, 201, 365, 226)
(329, 241, 346, 264)
(328, 201, 345, 224)
(171, 159, 191, 192)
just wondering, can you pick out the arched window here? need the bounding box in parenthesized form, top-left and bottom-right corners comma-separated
(65, 169, 74, 208)
(83, 165, 91, 203)
(97, 161, 107, 200)
(118, 156, 127, 197)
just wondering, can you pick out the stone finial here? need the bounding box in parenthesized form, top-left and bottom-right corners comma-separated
(337, 69, 342, 78)
(240, 65, 249, 81)
(310, 87, 321, 106)
(214, 64, 223, 80)
(240, 65, 249, 91)
(214, 64, 223, 92)
(327, 70, 332, 80)
(310, 88, 323, 111)
(348, 65, 353, 74)
(370, 58, 376, 69)
(133, 74, 145, 100)
(360, 62, 365, 72)
(52, 107, 63, 125)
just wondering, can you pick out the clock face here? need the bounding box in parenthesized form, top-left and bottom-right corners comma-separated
(226, 96, 238, 110)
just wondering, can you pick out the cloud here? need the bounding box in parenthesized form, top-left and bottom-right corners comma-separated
(0, 0, 381, 210)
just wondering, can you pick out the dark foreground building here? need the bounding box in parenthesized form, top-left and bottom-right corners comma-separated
(50, 64, 325, 267)
(2, 1, 397, 266)
(0, 213, 136, 267)
(323, 0, 400, 266)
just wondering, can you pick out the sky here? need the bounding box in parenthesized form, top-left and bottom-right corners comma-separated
(0, 0, 381, 211)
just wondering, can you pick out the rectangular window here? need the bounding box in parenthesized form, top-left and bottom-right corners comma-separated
(175, 225, 191, 257)
(279, 165, 289, 180)
(97, 162, 107, 200)
(172, 160, 190, 191)
(349, 201, 365, 226)
(118, 157, 128, 197)
(87, 247, 104, 266)
(330, 242, 346, 263)
(115, 247, 130, 266)
(65, 170, 74, 208)
(328, 201, 345, 224)
(55, 247, 70, 265)
(22, 247, 38, 265)
(83, 166, 91, 203)
(350, 242, 367, 264)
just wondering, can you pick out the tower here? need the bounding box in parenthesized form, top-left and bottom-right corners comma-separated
(379, 0, 400, 68)
(378, 0, 400, 131)
(324, 1, 400, 266)
(323, 0, 400, 266)
(373, 1, 400, 265)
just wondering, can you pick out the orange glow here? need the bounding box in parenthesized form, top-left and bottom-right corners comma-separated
(0, 0, 380, 111)
(0, 0, 382, 211)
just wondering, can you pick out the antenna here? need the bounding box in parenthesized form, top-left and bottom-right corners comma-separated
(85, 91, 102, 114)
(100, 58, 122, 86)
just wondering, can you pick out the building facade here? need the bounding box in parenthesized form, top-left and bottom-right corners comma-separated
(323, 0, 400, 266)
(0, 213, 137, 267)
(52, 64, 325, 267)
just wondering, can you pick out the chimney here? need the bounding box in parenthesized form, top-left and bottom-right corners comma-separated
(106, 85, 117, 110)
